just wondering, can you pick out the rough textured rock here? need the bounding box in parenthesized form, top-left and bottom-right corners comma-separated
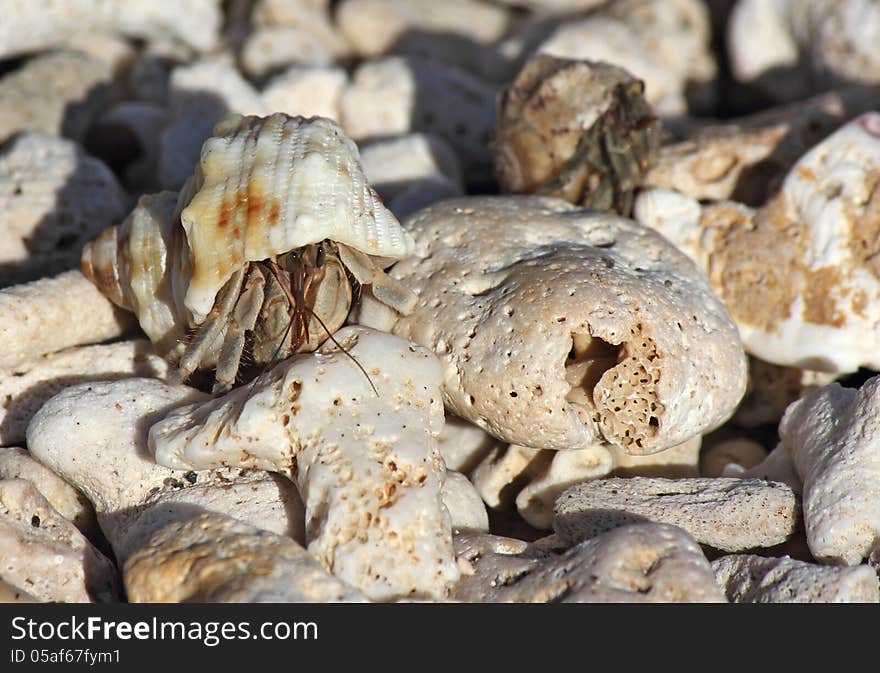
(779, 378, 880, 564)
(151, 327, 460, 601)
(713, 554, 879, 603)
(26, 378, 305, 564)
(0, 51, 117, 144)
(554, 476, 800, 552)
(0, 479, 119, 603)
(0, 447, 95, 535)
(0, 134, 130, 286)
(451, 525, 726, 602)
(124, 514, 366, 603)
(0, 271, 135, 371)
(0, 340, 169, 446)
(0, 0, 223, 59)
(358, 196, 747, 454)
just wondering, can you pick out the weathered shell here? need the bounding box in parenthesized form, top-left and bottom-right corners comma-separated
(494, 55, 660, 216)
(81, 191, 187, 357)
(178, 113, 416, 322)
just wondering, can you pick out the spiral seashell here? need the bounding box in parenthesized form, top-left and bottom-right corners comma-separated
(82, 113, 418, 392)
(179, 113, 415, 322)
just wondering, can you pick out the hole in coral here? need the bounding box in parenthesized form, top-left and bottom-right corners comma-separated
(564, 331, 621, 423)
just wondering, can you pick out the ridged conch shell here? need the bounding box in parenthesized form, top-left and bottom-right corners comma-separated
(82, 113, 418, 392)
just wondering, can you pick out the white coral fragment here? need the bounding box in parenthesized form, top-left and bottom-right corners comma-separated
(150, 326, 459, 601)
(780, 377, 880, 565)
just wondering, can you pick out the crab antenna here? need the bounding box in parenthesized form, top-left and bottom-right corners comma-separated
(304, 303, 379, 397)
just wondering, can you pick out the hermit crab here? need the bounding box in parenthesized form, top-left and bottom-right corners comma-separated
(494, 55, 660, 216)
(81, 113, 418, 393)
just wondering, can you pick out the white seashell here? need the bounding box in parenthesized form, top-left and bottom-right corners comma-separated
(179, 113, 415, 322)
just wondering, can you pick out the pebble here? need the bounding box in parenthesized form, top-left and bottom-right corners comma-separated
(554, 476, 800, 552)
(0, 271, 135, 371)
(124, 513, 366, 603)
(713, 553, 879, 603)
(0, 447, 95, 536)
(0, 134, 130, 286)
(0, 51, 117, 144)
(150, 327, 460, 601)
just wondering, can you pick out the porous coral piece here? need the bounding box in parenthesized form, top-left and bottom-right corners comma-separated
(554, 476, 800, 552)
(700, 438, 768, 478)
(25, 379, 305, 563)
(636, 114, 880, 374)
(451, 525, 726, 602)
(125, 514, 366, 603)
(494, 55, 660, 216)
(358, 196, 747, 454)
(0, 271, 134, 371)
(779, 378, 880, 564)
(442, 472, 489, 533)
(0, 340, 169, 446)
(712, 553, 879, 603)
(0, 478, 119, 603)
(0, 133, 130, 286)
(150, 326, 459, 601)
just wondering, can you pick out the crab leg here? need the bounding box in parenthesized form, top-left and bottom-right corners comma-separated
(170, 266, 247, 385)
(212, 267, 266, 394)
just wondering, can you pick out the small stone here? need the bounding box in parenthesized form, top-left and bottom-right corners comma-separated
(700, 438, 769, 478)
(554, 476, 800, 552)
(713, 554, 880, 603)
(150, 327, 460, 601)
(0, 134, 130, 286)
(359, 133, 464, 219)
(336, 0, 510, 58)
(0, 51, 116, 144)
(124, 513, 366, 603)
(340, 56, 497, 186)
(358, 196, 747, 454)
(0, 0, 223, 59)
(442, 471, 489, 533)
(0, 478, 119, 603)
(451, 524, 726, 602)
(0, 447, 95, 536)
(240, 26, 347, 78)
(261, 65, 348, 121)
